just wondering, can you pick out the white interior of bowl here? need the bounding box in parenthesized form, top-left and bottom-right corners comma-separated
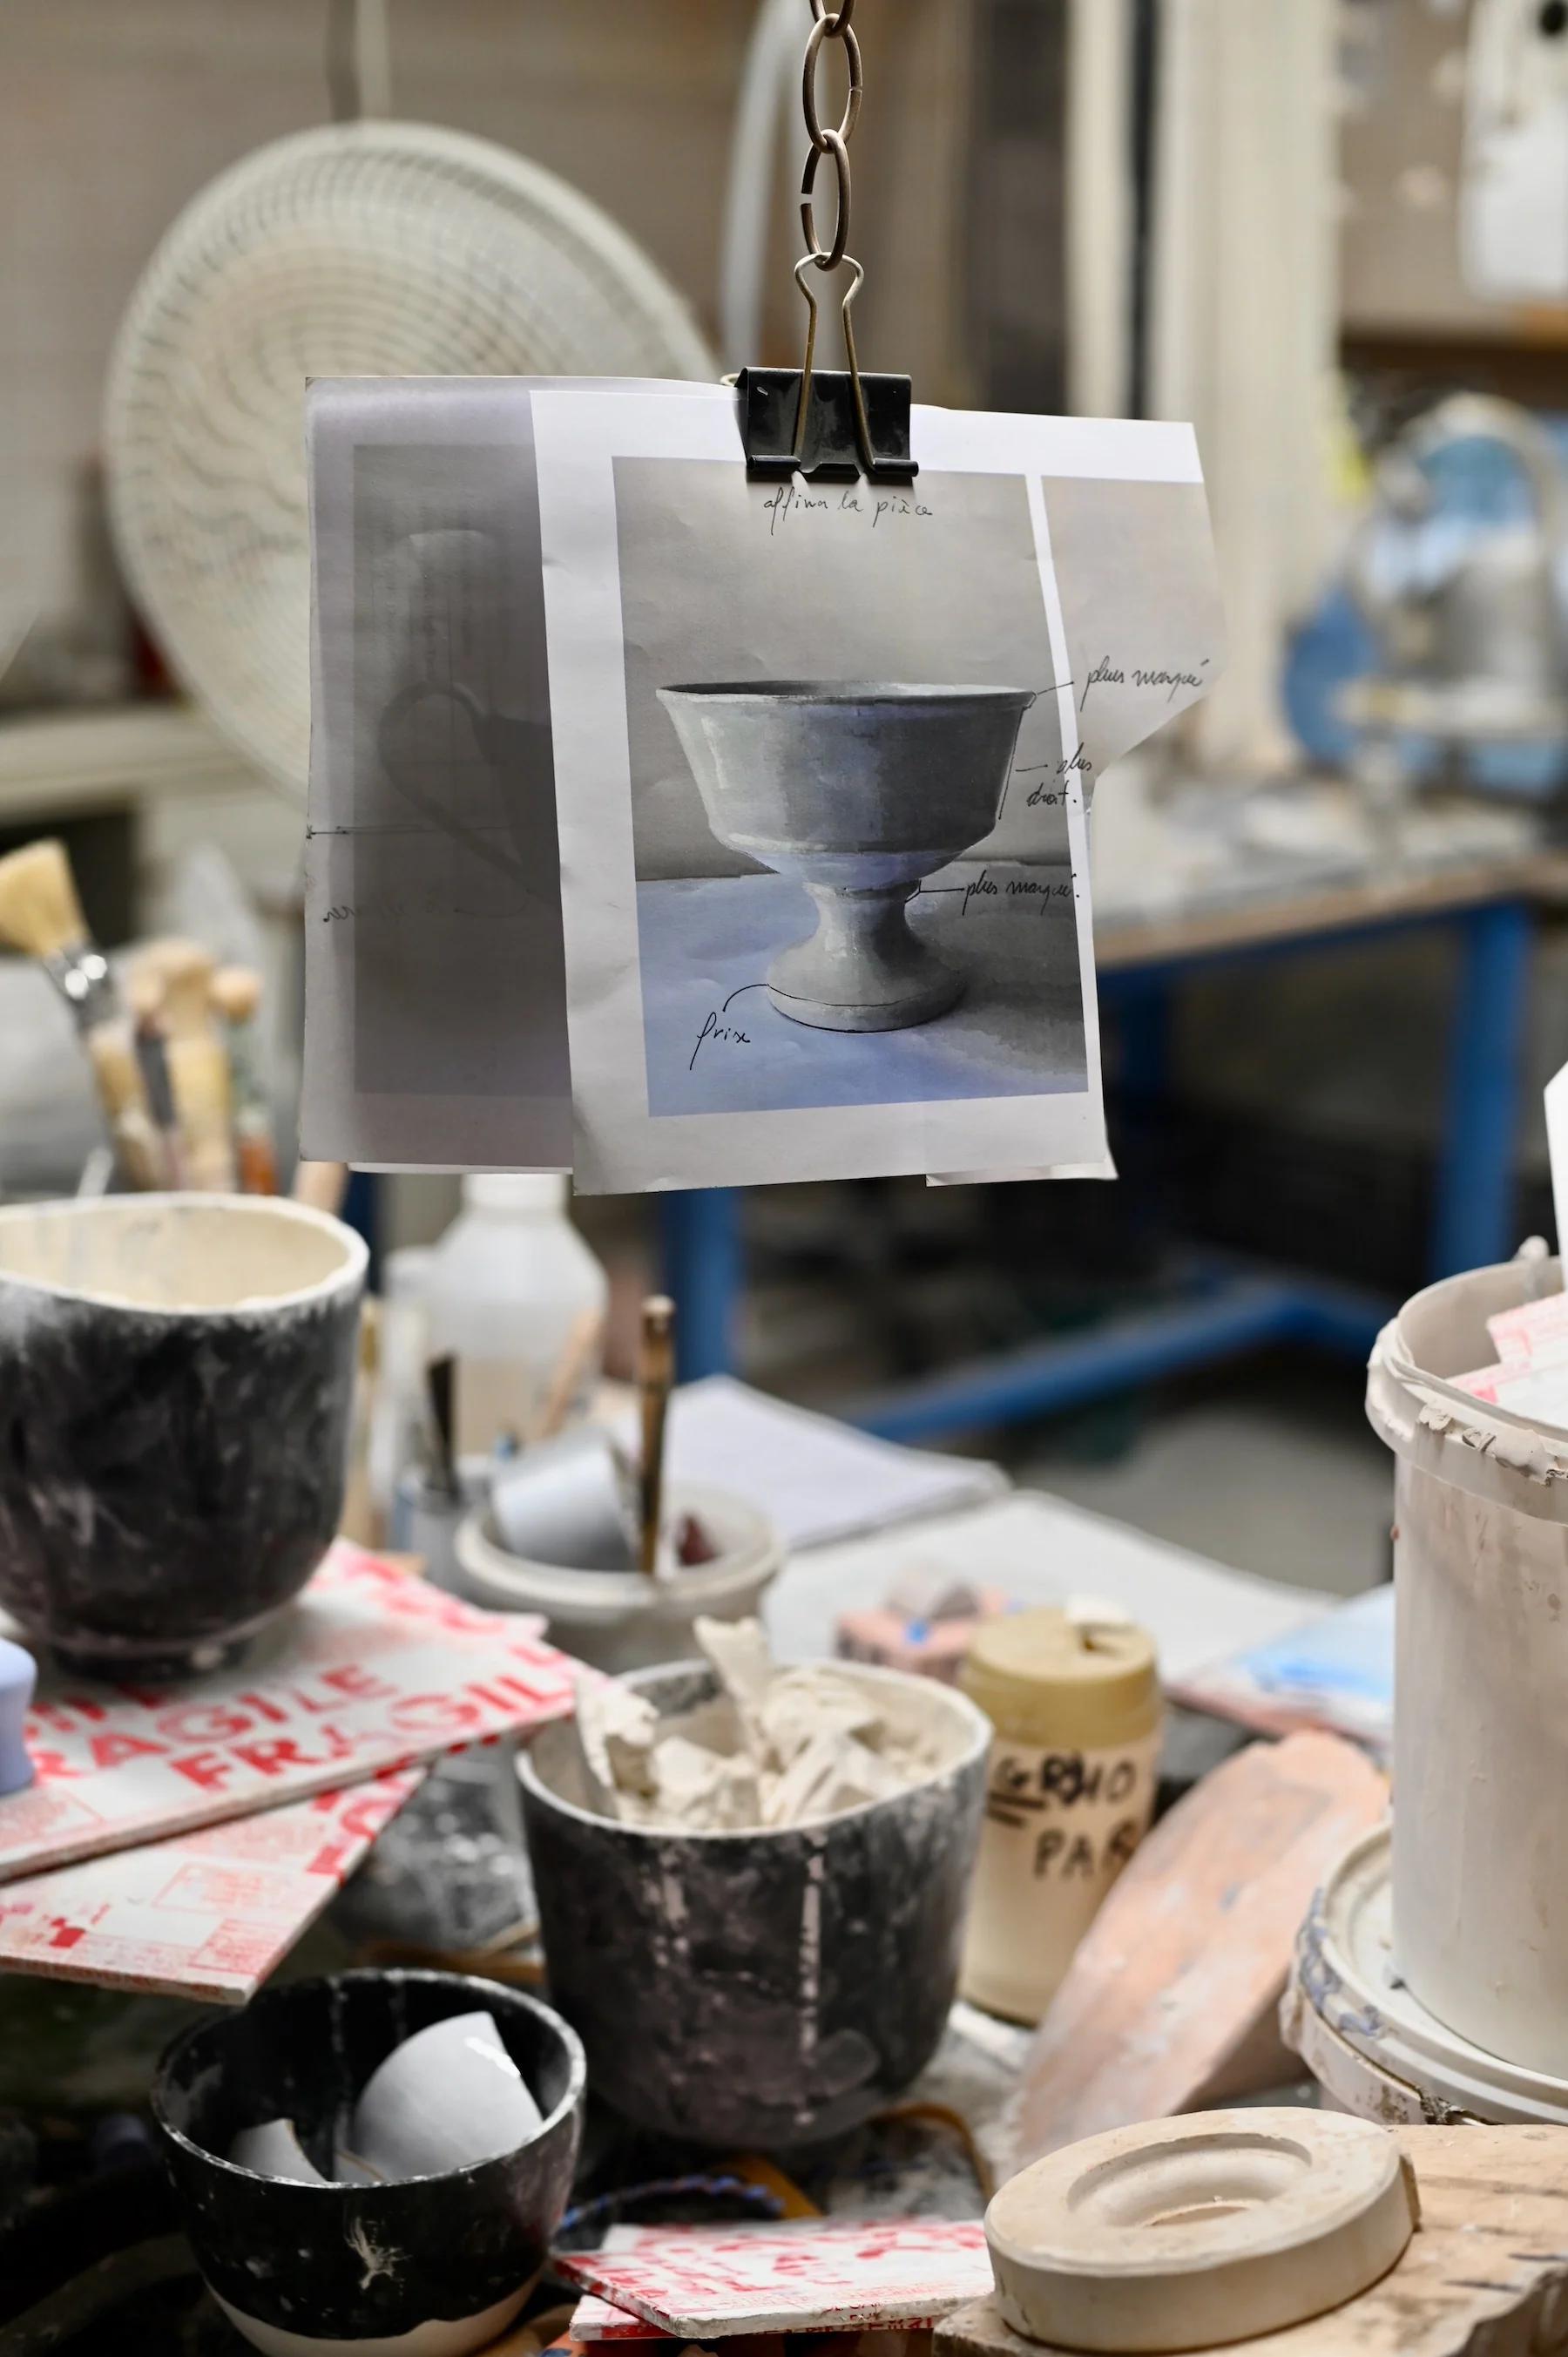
(458, 1481, 780, 1616)
(524, 1656, 988, 1835)
(0, 1195, 363, 1313)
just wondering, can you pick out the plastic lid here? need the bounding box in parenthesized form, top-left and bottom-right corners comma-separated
(462, 1173, 569, 1214)
(962, 1607, 1159, 1747)
(1288, 1822, 1568, 2127)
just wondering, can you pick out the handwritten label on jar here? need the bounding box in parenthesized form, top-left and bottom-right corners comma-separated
(960, 1730, 1160, 2025)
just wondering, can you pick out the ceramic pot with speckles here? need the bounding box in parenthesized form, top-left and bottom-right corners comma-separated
(519, 1658, 990, 2148)
(154, 1970, 585, 2357)
(0, 1194, 366, 1677)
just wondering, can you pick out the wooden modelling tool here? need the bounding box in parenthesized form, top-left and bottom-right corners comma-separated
(0, 838, 160, 1186)
(638, 1294, 676, 1576)
(151, 941, 237, 1193)
(534, 1304, 606, 1445)
(293, 1160, 350, 1216)
(211, 964, 280, 1195)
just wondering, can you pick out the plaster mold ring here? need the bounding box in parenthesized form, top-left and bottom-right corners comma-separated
(659, 682, 1035, 1033)
(984, 2108, 1416, 2354)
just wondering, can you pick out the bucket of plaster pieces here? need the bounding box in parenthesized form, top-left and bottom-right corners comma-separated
(1367, 1256, 1568, 2077)
(454, 1481, 783, 1672)
(1282, 1824, 1568, 2127)
(518, 1657, 990, 2146)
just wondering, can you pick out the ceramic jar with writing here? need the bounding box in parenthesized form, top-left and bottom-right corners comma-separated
(958, 1609, 1160, 2023)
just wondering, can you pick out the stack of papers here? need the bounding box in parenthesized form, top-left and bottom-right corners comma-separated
(612, 1375, 1006, 1552)
(1167, 1583, 1394, 1757)
(1455, 1288, 1568, 1428)
(764, 1492, 1333, 1681)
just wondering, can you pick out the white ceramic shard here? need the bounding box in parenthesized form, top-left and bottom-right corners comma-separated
(658, 682, 1035, 1033)
(228, 2118, 327, 2185)
(349, 2011, 542, 2182)
(985, 2109, 1416, 2354)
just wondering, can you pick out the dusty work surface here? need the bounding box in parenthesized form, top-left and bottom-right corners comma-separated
(940, 2125, 1568, 2355)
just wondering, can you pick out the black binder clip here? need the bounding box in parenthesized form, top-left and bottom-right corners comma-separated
(737, 259, 917, 486)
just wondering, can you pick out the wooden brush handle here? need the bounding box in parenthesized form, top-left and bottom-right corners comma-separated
(85, 1018, 164, 1190)
(534, 1305, 606, 1444)
(293, 1160, 350, 1216)
(638, 1295, 676, 1578)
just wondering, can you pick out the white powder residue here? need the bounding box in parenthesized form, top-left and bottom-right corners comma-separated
(574, 1618, 943, 1832)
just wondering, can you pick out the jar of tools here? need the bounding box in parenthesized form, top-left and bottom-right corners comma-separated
(958, 1608, 1161, 2024)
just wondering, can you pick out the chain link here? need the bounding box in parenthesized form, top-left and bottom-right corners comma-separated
(800, 130, 852, 268)
(801, 11, 862, 149)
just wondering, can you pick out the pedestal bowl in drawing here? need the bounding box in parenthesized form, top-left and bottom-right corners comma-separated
(658, 682, 1036, 1033)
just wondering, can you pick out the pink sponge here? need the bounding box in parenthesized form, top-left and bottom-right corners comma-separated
(836, 1586, 1012, 1683)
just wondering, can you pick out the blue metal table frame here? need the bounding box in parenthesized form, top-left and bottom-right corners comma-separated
(659, 887, 1539, 1442)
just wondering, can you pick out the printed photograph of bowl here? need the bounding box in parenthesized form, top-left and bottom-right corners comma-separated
(657, 682, 1035, 1033)
(154, 1969, 585, 2357)
(0, 1194, 365, 1677)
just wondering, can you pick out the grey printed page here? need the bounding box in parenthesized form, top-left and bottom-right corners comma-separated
(304, 377, 690, 1173)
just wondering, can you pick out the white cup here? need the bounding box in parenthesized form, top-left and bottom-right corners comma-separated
(348, 2011, 542, 2180)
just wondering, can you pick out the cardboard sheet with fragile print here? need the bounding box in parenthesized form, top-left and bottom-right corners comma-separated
(0, 1545, 573, 1882)
(0, 1768, 420, 2001)
(558, 2220, 994, 2338)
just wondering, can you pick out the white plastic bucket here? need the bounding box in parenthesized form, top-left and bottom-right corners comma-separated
(1282, 1824, 1568, 2128)
(1367, 1257, 1568, 2076)
(452, 1481, 784, 1672)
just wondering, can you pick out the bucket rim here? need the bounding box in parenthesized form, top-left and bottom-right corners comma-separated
(1289, 1822, 1568, 2124)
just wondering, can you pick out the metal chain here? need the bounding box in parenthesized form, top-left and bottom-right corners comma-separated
(787, 0, 889, 475)
(798, 1, 863, 276)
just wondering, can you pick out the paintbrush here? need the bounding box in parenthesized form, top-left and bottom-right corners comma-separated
(638, 1294, 676, 1578)
(151, 941, 237, 1192)
(426, 1353, 459, 1500)
(0, 838, 161, 1187)
(125, 965, 187, 1190)
(533, 1305, 606, 1446)
(210, 963, 280, 1195)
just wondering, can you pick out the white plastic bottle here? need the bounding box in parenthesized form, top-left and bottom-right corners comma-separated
(424, 1175, 608, 1455)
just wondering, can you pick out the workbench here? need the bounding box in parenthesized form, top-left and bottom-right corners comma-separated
(660, 850, 1568, 1443)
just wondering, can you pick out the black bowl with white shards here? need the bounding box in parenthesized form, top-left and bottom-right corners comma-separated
(153, 1970, 585, 2357)
(520, 1658, 990, 2149)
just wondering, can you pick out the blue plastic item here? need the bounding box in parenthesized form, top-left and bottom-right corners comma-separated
(0, 1639, 36, 1796)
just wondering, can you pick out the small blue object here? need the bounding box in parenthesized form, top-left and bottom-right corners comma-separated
(0, 1639, 36, 1797)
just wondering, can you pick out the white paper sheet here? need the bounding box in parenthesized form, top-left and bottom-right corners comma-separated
(607, 1374, 1006, 1551)
(762, 1492, 1333, 1683)
(303, 379, 707, 1172)
(305, 378, 1220, 1189)
(532, 387, 1222, 1192)
(1548, 1059, 1568, 1261)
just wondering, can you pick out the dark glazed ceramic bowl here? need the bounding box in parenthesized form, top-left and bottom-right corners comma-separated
(520, 1658, 990, 2148)
(0, 1193, 365, 1676)
(153, 1969, 585, 2356)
